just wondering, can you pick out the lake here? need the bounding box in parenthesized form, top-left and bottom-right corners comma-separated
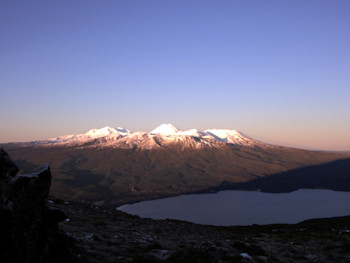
(118, 189, 350, 226)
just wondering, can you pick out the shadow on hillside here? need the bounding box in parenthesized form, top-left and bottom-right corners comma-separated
(227, 158, 350, 193)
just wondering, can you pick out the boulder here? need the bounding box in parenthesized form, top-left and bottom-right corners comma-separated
(0, 148, 19, 178)
(0, 148, 75, 263)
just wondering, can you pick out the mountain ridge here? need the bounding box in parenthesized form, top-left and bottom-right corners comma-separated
(15, 124, 263, 150)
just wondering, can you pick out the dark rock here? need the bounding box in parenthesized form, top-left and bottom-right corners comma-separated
(47, 207, 67, 224)
(0, 148, 19, 199)
(233, 241, 266, 256)
(0, 149, 76, 263)
(0, 148, 18, 178)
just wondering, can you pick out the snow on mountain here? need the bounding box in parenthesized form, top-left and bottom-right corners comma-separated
(178, 129, 206, 137)
(115, 132, 159, 150)
(205, 129, 255, 146)
(43, 126, 130, 144)
(86, 126, 128, 137)
(150, 124, 179, 135)
(32, 124, 260, 149)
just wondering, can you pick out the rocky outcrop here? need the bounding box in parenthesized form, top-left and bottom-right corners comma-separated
(57, 197, 350, 263)
(0, 148, 19, 183)
(0, 148, 75, 263)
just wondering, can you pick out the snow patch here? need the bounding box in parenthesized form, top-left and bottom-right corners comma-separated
(150, 124, 179, 135)
(179, 129, 206, 137)
(205, 129, 254, 144)
(43, 126, 131, 144)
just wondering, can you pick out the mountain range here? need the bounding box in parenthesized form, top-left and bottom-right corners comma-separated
(25, 123, 258, 149)
(2, 124, 350, 205)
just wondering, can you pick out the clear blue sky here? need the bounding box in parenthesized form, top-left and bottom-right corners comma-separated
(1, 0, 349, 150)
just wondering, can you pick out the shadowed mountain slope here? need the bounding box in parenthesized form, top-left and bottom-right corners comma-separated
(3, 142, 349, 205)
(225, 158, 350, 193)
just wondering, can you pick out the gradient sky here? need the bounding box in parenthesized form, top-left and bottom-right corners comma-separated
(1, 0, 349, 150)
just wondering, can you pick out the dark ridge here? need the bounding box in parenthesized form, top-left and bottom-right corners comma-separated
(227, 158, 350, 193)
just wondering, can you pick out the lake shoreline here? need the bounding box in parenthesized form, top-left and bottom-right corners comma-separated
(118, 189, 350, 226)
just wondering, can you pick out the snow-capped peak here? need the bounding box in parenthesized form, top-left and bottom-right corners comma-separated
(31, 124, 259, 149)
(43, 126, 130, 144)
(205, 129, 253, 145)
(150, 124, 180, 136)
(82, 126, 131, 139)
(86, 126, 120, 137)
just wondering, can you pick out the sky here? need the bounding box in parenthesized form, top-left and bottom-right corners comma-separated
(1, 0, 349, 151)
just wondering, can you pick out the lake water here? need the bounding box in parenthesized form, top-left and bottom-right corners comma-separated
(118, 189, 350, 226)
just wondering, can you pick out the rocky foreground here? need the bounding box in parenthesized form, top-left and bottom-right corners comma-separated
(0, 148, 75, 263)
(1, 148, 350, 263)
(54, 199, 350, 263)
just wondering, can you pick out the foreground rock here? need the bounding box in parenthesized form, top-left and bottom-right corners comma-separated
(0, 148, 77, 263)
(53, 199, 350, 263)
